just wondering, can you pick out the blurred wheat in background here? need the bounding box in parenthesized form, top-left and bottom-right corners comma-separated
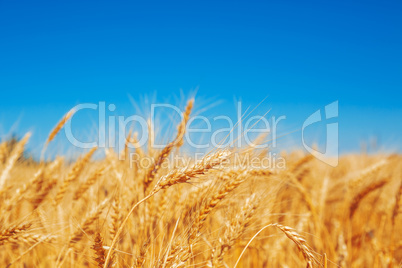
(0, 99, 400, 268)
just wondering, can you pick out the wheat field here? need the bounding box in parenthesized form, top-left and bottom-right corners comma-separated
(0, 100, 401, 268)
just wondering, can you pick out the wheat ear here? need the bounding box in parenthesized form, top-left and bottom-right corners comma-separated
(109, 195, 120, 240)
(273, 224, 319, 267)
(92, 232, 107, 268)
(0, 132, 31, 189)
(175, 98, 194, 148)
(69, 199, 108, 245)
(153, 150, 230, 192)
(73, 165, 105, 201)
(5, 167, 44, 209)
(134, 239, 150, 267)
(31, 179, 57, 209)
(54, 147, 97, 205)
(349, 177, 390, 218)
(348, 159, 388, 189)
(0, 141, 8, 165)
(45, 108, 75, 146)
(144, 99, 193, 191)
(0, 223, 32, 246)
(211, 194, 260, 268)
(233, 223, 319, 268)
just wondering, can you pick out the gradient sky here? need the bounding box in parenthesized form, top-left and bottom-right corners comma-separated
(1, 0, 401, 157)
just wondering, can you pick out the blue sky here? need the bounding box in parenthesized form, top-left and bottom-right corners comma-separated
(0, 0, 401, 156)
